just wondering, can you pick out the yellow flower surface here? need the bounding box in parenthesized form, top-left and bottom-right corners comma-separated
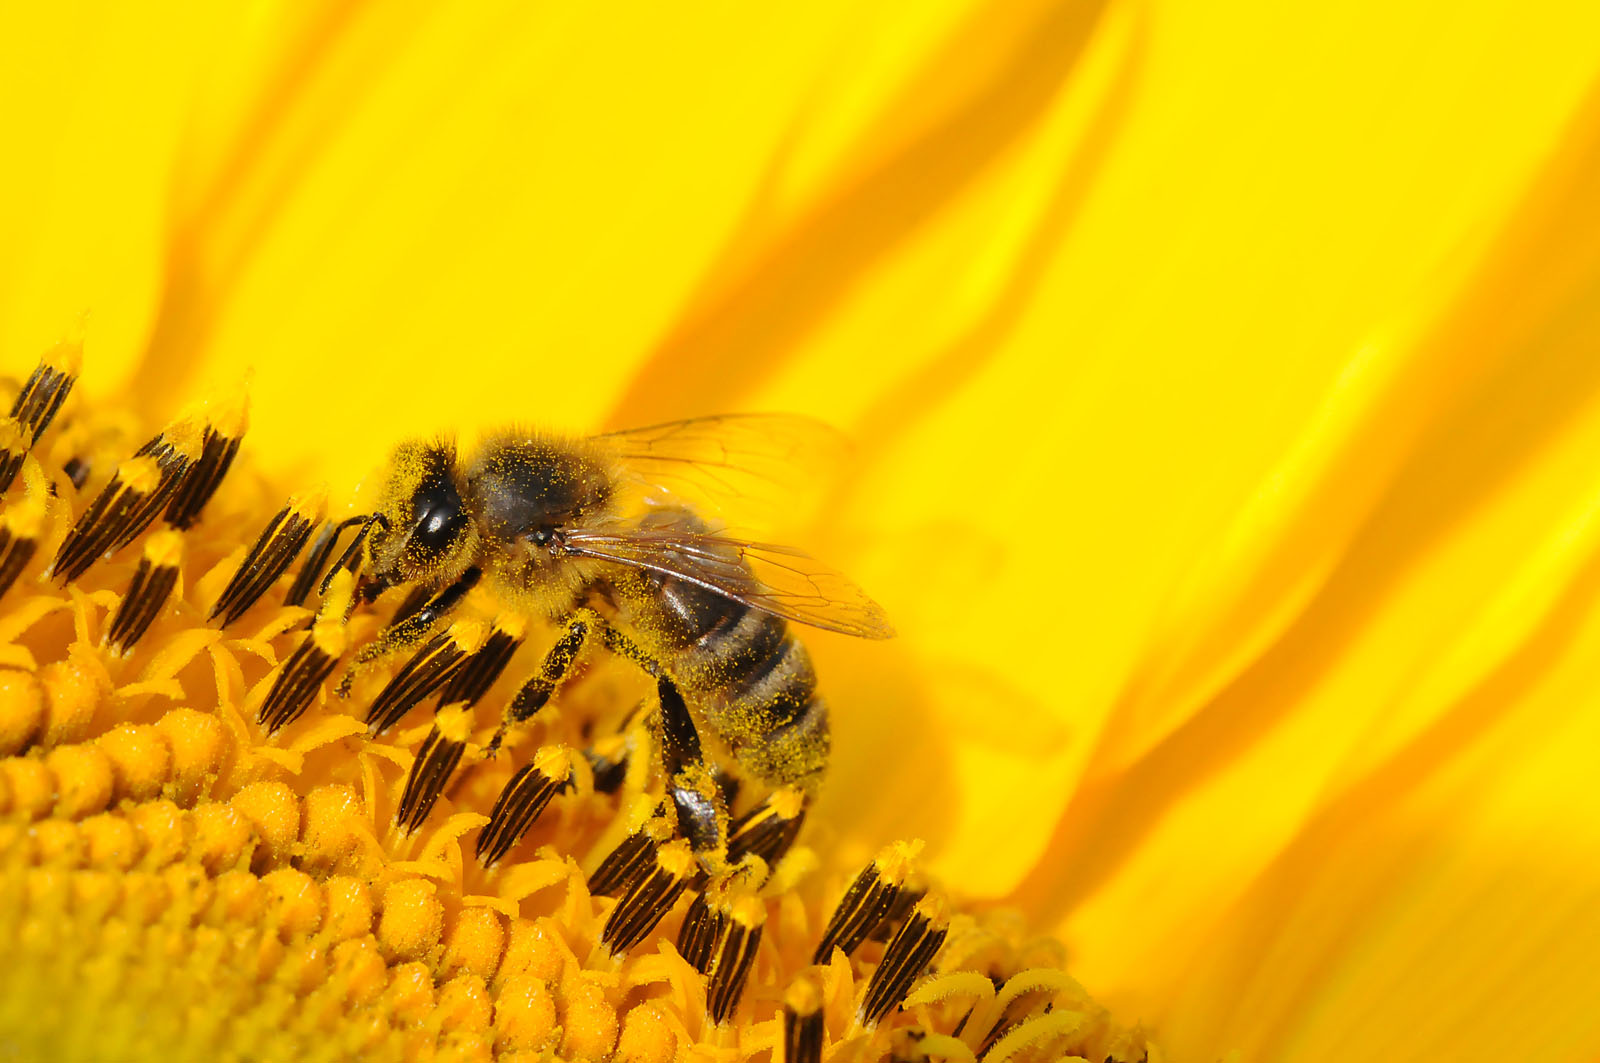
(4, 1, 1600, 1061)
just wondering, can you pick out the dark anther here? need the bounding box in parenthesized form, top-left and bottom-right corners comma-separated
(364, 623, 481, 734)
(859, 895, 948, 1027)
(706, 896, 764, 1024)
(680, 862, 771, 1023)
(584, 743, 629, 795)
(51, 427, 196, 584)
(164, 427, 241, 529)
(869, 877, 926, 944)
(259, 626, 345, 734)
(0, 515, 40, 601)
(106, 532, 182, 653)
(395, 706, 474, 834)
(107, 433, 196, 555)
(781, 975, 825, 1063)
(812, 842, 923, 965)
(438, 624, 522, 709)
(727, 786, 807, 867)
(587, 816, 671, 898)
(476, 745, 573, 866)
(600, 839, 697, 955)
(285, 513, 368, 608)
(61, 457, 89, 490)
(209, 495, 322, 626)
(1, 346, 79, 492)
(677, 891, 724, 975)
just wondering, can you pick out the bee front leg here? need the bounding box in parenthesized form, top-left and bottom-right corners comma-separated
(338, 565, 483, 695)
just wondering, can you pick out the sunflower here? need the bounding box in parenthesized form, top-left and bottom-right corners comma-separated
(4, 1, 1600, 1061)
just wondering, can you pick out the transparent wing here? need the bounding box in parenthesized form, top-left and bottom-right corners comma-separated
(561, 527, 894, 639)
(592, 414, 846, 525)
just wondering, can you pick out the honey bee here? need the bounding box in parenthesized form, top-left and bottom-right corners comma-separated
(291, 415, 892, 871)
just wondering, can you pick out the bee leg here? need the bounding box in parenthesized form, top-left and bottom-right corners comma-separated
(336, 564, 481, 693)
(484, 610, 599, 756)
(596, 681, 738, 955)
(372, 564, 481, 652)
(597, 623, 661, 676)
(315, 512, 389, 598)
(657, 675, 729, 870)
(286, 512, 373, 608)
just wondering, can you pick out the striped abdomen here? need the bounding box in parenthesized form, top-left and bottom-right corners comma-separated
(616, 570, 830, 790)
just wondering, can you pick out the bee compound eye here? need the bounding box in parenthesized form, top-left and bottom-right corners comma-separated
(409, 478, 466, 554)
(531, 527, 553, 547)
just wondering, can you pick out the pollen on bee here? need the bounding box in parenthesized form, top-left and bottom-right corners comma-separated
(477, 744, 574, 867)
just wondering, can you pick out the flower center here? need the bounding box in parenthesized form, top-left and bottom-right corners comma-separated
(0, 347, 1151, 1062)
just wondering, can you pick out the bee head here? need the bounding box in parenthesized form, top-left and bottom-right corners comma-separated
(367, 438, 479, 588)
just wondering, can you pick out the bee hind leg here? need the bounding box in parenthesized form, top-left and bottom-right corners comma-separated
(593, 676, 731, 958)
(657, 675, 730, 871)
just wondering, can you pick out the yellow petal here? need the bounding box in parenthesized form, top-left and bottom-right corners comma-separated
(0, 1, 211, 376)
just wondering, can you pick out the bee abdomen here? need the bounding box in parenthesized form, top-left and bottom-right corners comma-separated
(645, 575, 832, 789)
(726, 688, 830, 791)
(694, 629, 828, 790)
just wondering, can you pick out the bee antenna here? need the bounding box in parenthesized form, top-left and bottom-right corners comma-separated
(317, 512, 386, 597)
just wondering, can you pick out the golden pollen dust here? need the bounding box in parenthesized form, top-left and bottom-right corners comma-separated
(0, 344, 1151, 1063)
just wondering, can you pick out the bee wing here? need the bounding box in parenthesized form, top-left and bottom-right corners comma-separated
(561, 527, 895, 640)
(592, 414, 846, 525)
